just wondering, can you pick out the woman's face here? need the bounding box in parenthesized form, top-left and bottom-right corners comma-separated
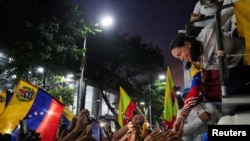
(171, 41, 192, 62)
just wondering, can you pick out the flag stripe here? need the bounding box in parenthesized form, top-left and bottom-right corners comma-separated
(118, 87, 130, 127)
(59, 96, 74, 128)
(37, 98, 64, 140)
(120, 87, 131, 110)
(62, 106, 74, 128)
(25, 90, 52, 130)
(125, 100, 136, 119)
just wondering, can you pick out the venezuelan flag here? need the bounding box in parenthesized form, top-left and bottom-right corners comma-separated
(0, 80, 64, 141)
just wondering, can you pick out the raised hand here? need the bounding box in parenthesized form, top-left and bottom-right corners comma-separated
(173, 116, 184, 138)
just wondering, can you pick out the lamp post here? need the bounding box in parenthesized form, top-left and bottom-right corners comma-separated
(76, 16, 114, 114)
(148, 83, 152, 128)
(77, 36, 87, 114)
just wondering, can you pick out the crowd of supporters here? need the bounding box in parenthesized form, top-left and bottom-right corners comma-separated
(1, 0, 248, 141)
(0, 109, 182, 141)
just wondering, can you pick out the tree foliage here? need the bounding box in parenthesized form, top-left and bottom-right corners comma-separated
(1, 0, 100, 107)
(84, 32, 166, 120)
(1, 0, 167, 122)
(1, 0, 100, 81)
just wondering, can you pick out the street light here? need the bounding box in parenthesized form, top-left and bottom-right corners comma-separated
(76, 16, 114, 114)
(101, 16, 114, 27)
(77, 36, 87, 114)
(158, 74, 165, 80)
(148, 83, 152, 128)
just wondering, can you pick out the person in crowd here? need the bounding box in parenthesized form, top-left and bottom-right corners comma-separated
(118, 127, 139, 141)
(112, 114, 144, 141)
(143, 129, 182, 141)
(55, 109, 93, 141)
(0, 133, 12, 141)
(178, 88, 222, 141)
(53, 108, 186, 141)
(187, 0, 226, 38)
(106, 126, 114, 141)
(17, 130, 41, 141)
(169, 4, 250, 136)
(17, 120, 41, 141)
(190, 0, 224, 27)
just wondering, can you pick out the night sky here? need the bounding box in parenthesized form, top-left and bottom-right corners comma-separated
(80, 0, 197, 88)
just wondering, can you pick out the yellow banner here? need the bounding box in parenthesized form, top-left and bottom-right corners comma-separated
(0, 80, 37, 133)
(235, 0, 250, 65)
(164, 67, 178, 120)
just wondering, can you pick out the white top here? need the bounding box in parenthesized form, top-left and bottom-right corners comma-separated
(222, 0, 239, 34)
(193, 0, 223, 27)
(179, 102, 222, 141)
(193, 1, 223, 16)
(196, 6, 245, 70)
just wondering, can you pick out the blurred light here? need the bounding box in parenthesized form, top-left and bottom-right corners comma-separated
(100, 122, 105, 127)
(158, 74, 165, 80)
(11, 75, 16, 79)
(3, 127, 12, 134)
(9, 58, 13, 62)
(139, 101, 145, 105)
(7, 89, 13, 93)
(67, 74, 74, 78)
(101, 16, 113, 27)
(66, 76, 74, 82)
(66, 73, 74, 82)
(37, 67, 44, 73)
(100, 119, 106, 128)
(68, 83, 75, 88)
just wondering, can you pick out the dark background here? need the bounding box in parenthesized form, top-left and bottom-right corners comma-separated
(80, 0, 197, 88)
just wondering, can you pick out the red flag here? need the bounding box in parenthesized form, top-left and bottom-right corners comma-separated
(118, 86, 137, 127)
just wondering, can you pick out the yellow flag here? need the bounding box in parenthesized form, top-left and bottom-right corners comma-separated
(163, 67, 178, 129)
(118, 87, 137, 127)
(0, 80, 37, 133)
(234, 0, 250, 65)
(59, 96, 74, 126)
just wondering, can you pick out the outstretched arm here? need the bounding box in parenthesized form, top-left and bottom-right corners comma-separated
(174, 72, 202, 136)
(180, 72, 202, 119)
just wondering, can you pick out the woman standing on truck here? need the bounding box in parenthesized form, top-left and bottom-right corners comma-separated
(169, 3, 250, 137)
